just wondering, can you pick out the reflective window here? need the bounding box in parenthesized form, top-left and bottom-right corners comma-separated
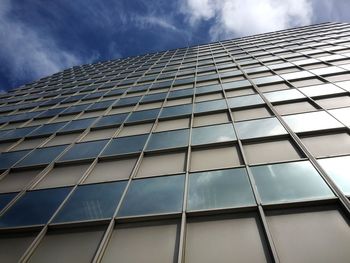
(274, 101, 316, 115)
(227, 94, 264, 108)
(28, 122, 67, 137)
(126, 108, 160, 123)
(251, 161, 334, 204)
(188, 168, 255, 211)
(299, 83, 345, 97)
(0, 187, 71, 227)
(0, 150, 31, 170)
(118, 175, 185, 217)
(235, 117, 287, 139)
(264, 89, 305, 103)
(283, 111, 343, 133)
(329, 107, 350, 126)
(102, 134, 148, 156)
(316, 95, 350, 110)
(191, 123, 236, 146)
(0, 192, 17, 211)
(194, 99, 227, 114)
(59, 140, 108, 162)
(16, 145, 68, 168)
(146, 129, 189, 151)
(93, 113, 128, 128)
(59, 117, 97, 133)
(232, 106, 271, 121)
(53, 181, 126, 223)
(160, 104, 192, 118)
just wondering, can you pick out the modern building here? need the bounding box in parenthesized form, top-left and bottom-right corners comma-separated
(0, 22, 350, 262)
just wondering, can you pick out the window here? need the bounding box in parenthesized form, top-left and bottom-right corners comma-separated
(59, 117, 97, 133)
(194, 99, 227, 114)
(118, 175, 185, 217)
(29, 226, 105, 263)
(81, 128, 117, 142)
(93, 113, 128, 129)
(160, 104, 192, 118)
(264, 89, 305, 103)
(44, 132, 81, 147)
(274, 101, 316, 115)
(235, 117, 287, 140)
(84, 157, 137, 184)
(232, 106, 271, 121)
(299, 83, 344, 97)
(329, 107, 350, 126)
(53, 181, 126, 223)
(243, 138, 302, 164)
(136, 151, 186, 178)
(102, 134, 148, 157)
(290, 77, 323, 87)
(315, 95, 350, 109)
(258, 82, 290, 92)
(190, 145, 242, 171)
(102, 220, 180, 263)
(16, 145, 68, 168)
(59, 140, 108, 162)
(283, 111, 343, 133)
(136, 101, 162, 111)
(0, 169, 41, 193)
(225, 88, 255, 98)
(0, 192, 18, 211)
(227, 94, 264, 109)
(155, 117, 190, 132)
(0, 231, 38, 262)
(195, 92, 223, 102)
(0, 150, 31, 170)
(29, 122, 67, 137)
(185, 214, 270, 262)
(34, 163, 91, 189)
(267, 206, 350, 263)
(0, 187, 71, 227)
(146, 129, 189, 151)
(126, 108, 160, 123)
(251, 161, 334, 204)
(118, 123, 153, 137)
(301, 132, 350, 157)
(188, 168, 255, 211)
(191, 123, 236, 146)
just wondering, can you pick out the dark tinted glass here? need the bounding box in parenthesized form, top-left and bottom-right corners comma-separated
(194, 99, 227, 114)
(0, 150, 31, 170)
(0, 192, 18, 211)
(28, 122, 68, 137)
(191, 123, 236, 145)
(126, 109, 160, 123)
(0, 187, 71, 227)
(118, 175, 185, 217)
(15, 145, 68, 168)
(102, 134, 148, 156)
(147, 129, 189, 151)
(160, 104, 192, 118)
(59, 140, 108, 162)
(53, 181, 127, 223)
(59, 117, 97, 133)
(93, 113, 128, 128)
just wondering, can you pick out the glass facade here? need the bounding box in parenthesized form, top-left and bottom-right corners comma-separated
(0, 22, 349, 262)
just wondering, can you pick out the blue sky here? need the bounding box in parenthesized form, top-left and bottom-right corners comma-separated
(1, 0, 350, 92)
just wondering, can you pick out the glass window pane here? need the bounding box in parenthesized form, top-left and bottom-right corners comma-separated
(29, 226, 106, 263)
(16, 145, 68, 168)
(34, 163, 91, 189)
(0, 150, 31, 170)
(316, 96, 350, 109)
(227, 94, 264, 108)
(84, 158, 137, 184)
(136, 152, 186, 178)
(93, 113, 128, 128)
(185, 214, 271, 263)
(194, 99, 227, 114)
(318, 156, 350, 195)
(102, 134, 148, 157)
(329, 107, 350, 126)
(53, 181, 126, 223)
(126, 108, 160, 123)
(236, 117, 287, 140)
(0, 187, 71, 228)
(146, 129, 189, 151)
(59, 117, 97, 133)
(232, 106, 271, 121)
(188, 168, 255, 211)
(264, 89, 305, 103)
(274, 101, 316, 115)
(102, 220, 180, 263)
(267, 207, 350, 263)
(118, 175, 185, 217)
(191, 123, 236, 146)
(160, 104, 192, 118)
(190, 145, 242, 172)
(59, 140, 108, 162)
(283, 111, 343, 133)
(299, 83, 345, 97)
(251, 161, 334, 204)
(0, 192, 18, 211)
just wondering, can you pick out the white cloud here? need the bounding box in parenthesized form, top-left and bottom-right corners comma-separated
(180, 0, 313, 40)
(0, 0, 94, 88)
